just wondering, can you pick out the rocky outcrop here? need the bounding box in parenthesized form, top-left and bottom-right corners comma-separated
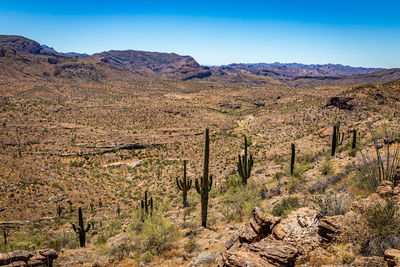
(222, 208, 320, 266)
(317, 215, 344, 242)
(0, 46, 17, 57)
(325, 97, 354, 110)
(223, 240, 299, 267)
(0, 249, 57, 266)
(385, 248, 400, 267)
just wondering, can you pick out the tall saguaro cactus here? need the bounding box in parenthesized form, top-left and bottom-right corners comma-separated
(176, 160, 192, 207)
(290, 143, 296, 175)
(331, 124, 344, 156)
(72, 207, 90, 247)
(352, 129, 357, 150)
(238, 136, 254, 185)
(141, 190, 153, 217)
(195, 128, 213, 228)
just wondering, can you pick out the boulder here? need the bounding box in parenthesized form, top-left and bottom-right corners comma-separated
(385, 248, 400, 267)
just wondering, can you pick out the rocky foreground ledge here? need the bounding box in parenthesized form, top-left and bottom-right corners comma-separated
(0, 249, 57, 267)
(221, 180, 400, 267)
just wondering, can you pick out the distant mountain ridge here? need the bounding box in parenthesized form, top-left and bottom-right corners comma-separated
(219, 63, 382, 79)
(1, 34, 399, 86)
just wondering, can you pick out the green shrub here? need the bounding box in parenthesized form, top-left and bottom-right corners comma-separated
(366, 200, 400, 238)
(297, 152, 319, 164)
(184, 238, 198, 253)
(70, 160, 84, 167)
(131, 215, 180, 260)
(95, 219, 122, 245)
(271, 196, 300, 217)
(319, 160, 333, 175)
(220, 175, 261, 221)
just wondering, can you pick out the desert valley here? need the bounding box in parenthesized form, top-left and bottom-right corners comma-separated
(1, 34, 400, 266)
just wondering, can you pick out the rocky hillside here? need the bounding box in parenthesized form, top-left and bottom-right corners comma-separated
(209, 64, 400, 87)
(225, 63, 383, 78)
(91, 50, 199, 73)
(3, 35, 400, 86)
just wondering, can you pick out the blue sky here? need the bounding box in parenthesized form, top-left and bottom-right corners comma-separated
(1, 0, 399, 68)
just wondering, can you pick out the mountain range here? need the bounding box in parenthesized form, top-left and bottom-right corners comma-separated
(1, 35, 399, 86)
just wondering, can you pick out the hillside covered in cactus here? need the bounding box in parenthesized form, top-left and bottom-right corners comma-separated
(1, 62, 400, 265)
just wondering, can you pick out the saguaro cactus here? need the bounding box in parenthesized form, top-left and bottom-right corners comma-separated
(176, 160, 192, 207)
(238, 136, 254, 185)
(290, 143, 296, 175)
(331, 124, 344, 156)
(57, 205, 63, 217)
(141, 190, 153, 218)
(72, 207, 90, 247)
(195, 128, 213, 228)
(352, 129, 357, 150)
(3, 229, 7, 247)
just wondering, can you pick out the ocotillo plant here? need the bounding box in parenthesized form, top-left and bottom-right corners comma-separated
(290, 143, 296, 176)
(176, 160, 192, 207)
(72, 207, 90, 247)
(352, 129, 357, 149)
(195, 128, 213, 228)
(140, 190, 153, 219)
(237, 136, 254, 185)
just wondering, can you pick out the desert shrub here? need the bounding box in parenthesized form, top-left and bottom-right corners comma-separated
(108, 243, 132, 261)
(297, 151, 319, 164)
(312, 190, 352, 217)
(271, 196, 300, 217)
(70, 160, 84, 167)
(319, 159, 333, 175)
(194, 251, 218, 265)
(95, 219, 123, 245)
(292, 162, 312, 178)
(131, 215, 180, 261)
(353, 200, 400, 256)
(137, 251, 153, 264)
(220, 175, 262, 221)
(338, 213, 371, 256)
(184, 238, 198, 254)
(366, 200, 400, 238)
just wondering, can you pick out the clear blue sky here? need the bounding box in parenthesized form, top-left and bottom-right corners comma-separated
(1, 0, 399, 68)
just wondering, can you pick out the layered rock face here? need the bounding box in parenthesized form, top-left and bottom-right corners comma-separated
(222, 207, 320, 266)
